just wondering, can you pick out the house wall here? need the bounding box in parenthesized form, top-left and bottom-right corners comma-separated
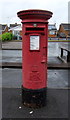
(58, 25, 64, 33)
(48, 31, 57, 38)
(58, 25, 70, 37)
(20, 31, 22, 36)
(9, 30, 12, 34)
(2, 26, 8, 34)
(65, 30, 70, 36)
(9, 30, 22, 36)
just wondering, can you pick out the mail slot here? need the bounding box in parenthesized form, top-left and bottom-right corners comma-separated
(17, 9, 53, 108)
(26, 27, 44, 31)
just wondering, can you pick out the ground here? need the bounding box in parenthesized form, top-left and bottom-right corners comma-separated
(1, 41, 70, 119)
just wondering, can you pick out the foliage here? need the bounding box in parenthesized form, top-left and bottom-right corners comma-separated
(2, 32, 13, 41)
(0, 34, 2, 41)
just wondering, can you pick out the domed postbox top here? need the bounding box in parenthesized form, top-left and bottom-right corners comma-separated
(17, 9, 53, 21)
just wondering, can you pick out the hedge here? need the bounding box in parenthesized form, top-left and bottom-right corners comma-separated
(2, 32, 13, 41)
(0, 34, 2, 41)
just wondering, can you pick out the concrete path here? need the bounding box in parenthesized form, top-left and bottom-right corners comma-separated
(2, 68, 69, 89)
(2, 41, 70, 68)
(2, 68, 69, 119)
(2, 41, 22, 50)
(2, 88, 68, 119)
(2, 41, 70, 50)
(2, 54, 70, 68)
(2, 41, 69, 56)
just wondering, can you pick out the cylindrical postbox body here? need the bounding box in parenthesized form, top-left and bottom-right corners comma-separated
(17, 9, 53, 108)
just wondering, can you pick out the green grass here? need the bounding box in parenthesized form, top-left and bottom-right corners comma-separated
(48, 39, 70, 42)
(11, 40, 22, 42)
(1, 38, 70, 42)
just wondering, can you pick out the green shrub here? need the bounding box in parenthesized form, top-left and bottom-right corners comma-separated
(2, 32, 13, 41)
(0, 34, 2, 41)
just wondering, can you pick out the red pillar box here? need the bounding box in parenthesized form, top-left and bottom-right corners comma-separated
(17, 9, 53, 108)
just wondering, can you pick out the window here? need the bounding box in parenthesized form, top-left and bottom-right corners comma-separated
(49, 31, 55, 35)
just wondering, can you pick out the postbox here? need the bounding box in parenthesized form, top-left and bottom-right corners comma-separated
(17, 9, 53, 107)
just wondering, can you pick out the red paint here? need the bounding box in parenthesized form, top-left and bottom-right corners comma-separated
(17, 9, 53, 90)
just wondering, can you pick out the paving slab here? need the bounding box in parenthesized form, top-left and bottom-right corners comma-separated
(2, 68, 69, 89)
(2, 41, 22, 50)
(2, 56, 70, 68)
(2, 50, 22, 57)
(1, 41, 70, 68)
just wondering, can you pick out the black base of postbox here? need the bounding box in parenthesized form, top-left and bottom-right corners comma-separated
(22, 86, 47, 108)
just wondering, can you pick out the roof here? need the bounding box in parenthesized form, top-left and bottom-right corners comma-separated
(9, 23, 21, 28)
(0, 24, 8, 31)
(61, 23, 70, 30)
(9, 25, 22, 31)
(48, 24, 57, 30)
(2, 25, 7, 30)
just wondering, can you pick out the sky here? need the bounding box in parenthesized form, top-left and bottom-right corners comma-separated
(0, 0, 70, 29)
